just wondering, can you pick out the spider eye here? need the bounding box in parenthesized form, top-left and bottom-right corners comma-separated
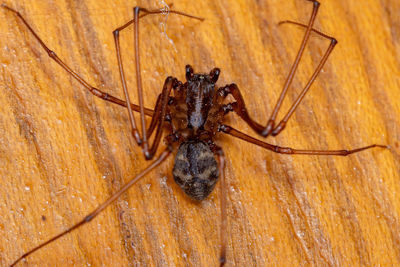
(209, 68, 220, 83)
(185, 65, 194, 80)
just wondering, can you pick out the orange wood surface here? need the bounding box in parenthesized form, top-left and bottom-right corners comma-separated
(0, 0, 399, 266)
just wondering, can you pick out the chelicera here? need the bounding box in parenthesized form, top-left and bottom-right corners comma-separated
(3, 1, 387, 266)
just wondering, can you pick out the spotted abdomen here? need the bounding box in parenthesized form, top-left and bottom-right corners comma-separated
(173, 141, 219, 201)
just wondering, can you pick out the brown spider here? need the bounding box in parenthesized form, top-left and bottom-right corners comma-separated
(2, 1, 387, 266)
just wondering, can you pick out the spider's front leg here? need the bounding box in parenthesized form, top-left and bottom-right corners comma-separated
(1, 4, 154, 116)
(112, 6, 203, 159)
(263, 0, 323, 137)
(222, 1, 337, 138)
(143, 76, 177, 160)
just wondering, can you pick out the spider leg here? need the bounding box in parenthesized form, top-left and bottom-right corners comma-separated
(218, 83, 265, 133)
(263, 0, 321, 136)
(219, 1, 332, 138)
(10, 147, 172, 267)
(144, 77, 176, 159)
(218, 0, 326, 137)
(208, 144, 227, 267)
(270, 21, 337, 136)
(218, 150, 227, 267)
(219, 125, 388, 156)
(1, 4, 154, 117)
(113, 6, 203, 152)
(146, 94, 163, 139)
(278, 20, 334, 40)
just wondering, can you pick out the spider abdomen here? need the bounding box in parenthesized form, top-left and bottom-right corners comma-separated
(173, 141, 219, 201)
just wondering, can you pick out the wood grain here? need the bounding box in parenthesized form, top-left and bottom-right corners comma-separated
(0, 0, 399, 266)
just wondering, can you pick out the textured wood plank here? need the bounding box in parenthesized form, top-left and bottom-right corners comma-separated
(0, 0, 399, 266)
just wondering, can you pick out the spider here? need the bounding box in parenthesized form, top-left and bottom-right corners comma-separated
(2, 0, 387, 266)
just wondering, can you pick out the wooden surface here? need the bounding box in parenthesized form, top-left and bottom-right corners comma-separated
(0, 0, 399, 266)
